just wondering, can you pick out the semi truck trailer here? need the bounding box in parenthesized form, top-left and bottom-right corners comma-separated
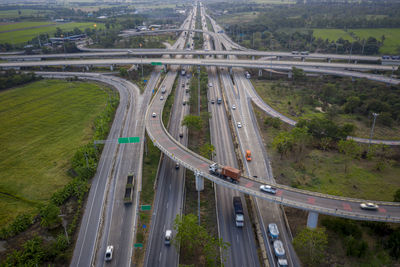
(209, 163, 241, 183)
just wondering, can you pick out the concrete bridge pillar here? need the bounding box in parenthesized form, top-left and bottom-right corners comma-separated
(85, 65, 90, 71)
(229, 67, 232, 75)
(277, 56, 281, 61)
(301, 57, 305, 62)
(258, 69, 262, 77)
(327, 58, 331, 63)
(195, 171, 204, 191)
(252, 56, 255, 60)
(351, 77, 355, 82)
(288, 71, 292, 79)
(163, 65, 167, 72)
(307, 211, 319, 229)
(62, 65, 66, 71)
(110, 65, 114, 71)
(354, 60, 357, 64)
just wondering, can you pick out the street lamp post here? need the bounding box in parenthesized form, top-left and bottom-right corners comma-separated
(368, 112, 379, 152)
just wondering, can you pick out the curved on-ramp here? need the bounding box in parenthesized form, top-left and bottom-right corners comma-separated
(145, 69, 400, 224)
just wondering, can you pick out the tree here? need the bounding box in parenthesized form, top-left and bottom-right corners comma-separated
(338, 139, 360, 173)
(293, 227, 328, 266)
(199, 143, 215, 160)
(394, 189, 400, 202)
(291, 127, 311, 161)
(182, 115, 203, 131)
(173, 214, 230, 266)
(292, 66, 306, 81)
(40, 203, 61, 229)
(272, 131, 294, 159)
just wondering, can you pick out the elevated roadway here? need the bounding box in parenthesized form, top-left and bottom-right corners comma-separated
(145, 63, 400, 224)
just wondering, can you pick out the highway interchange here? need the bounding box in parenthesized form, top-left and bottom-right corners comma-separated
(3, 2, 400, 267)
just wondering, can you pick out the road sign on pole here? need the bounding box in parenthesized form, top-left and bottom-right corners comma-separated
(118, 137, 140, 144)
(151, 62, 162, 66)
(134, 243, 143, 248)
(141, 205, 151, 211)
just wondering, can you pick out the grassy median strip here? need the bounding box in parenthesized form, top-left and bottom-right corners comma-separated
(181, 67, 222, 266)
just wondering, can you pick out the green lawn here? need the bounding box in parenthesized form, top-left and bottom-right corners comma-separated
(313, 29, 355, 42)
(349, 28, 400, 54)
(0, 9, 55, 19)
(313, 28, 400, 54)
(0, 79, 110, 226)
(0, 22, 103, 44)
(0, 22, 55, 33)
(217, 12, 260, 25)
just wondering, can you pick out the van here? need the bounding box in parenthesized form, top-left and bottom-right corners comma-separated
(246, 150, 251, 161)
(165, 230, 172, 245)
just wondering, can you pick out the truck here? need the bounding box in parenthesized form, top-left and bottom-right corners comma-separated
(268, 223, 279, 240)
(233, 196, 244, 227)
(124, 172, 135, 204)
(181, 69, 186, 76)
(273, 240, 286, 258)
(209, 163, 241, 183)
(245, 71, 251, 79)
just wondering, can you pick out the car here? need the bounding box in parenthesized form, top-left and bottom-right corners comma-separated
(179, 132, 183, 138)
(211, 99, 215, 104)
(175, 163, 180, 169)
(208, 82, 213, 87)
(360, 202, 379, 210)
(160, 96, 164, 100)
(152, 112, 156, 118)
(260, 185, 277, 194)
(183, 101, 186, 105)
(232, 104, 236, 110)
(165, 230, 172, 245)
(105, 245, 113, 261)
(237, 122, 242, 128)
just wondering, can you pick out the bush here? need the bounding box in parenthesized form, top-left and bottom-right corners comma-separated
(39, 203, 61, 229)
(4, 237, 45, 266)
(345, 235, 368, 258)
(0, 214, 33, 239)
(321, 217, 362, 239)
(386, 228, 400, 259)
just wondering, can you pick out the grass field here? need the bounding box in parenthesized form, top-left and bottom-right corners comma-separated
(0, 9, 55, 19)
(313, 28, 400, 54)
(217, 12, 260, 25)
(0, 22, 104, 44)
(0, 22, 55, 33)
(0, 79, 111, 226)
(313, 29, 355, 42)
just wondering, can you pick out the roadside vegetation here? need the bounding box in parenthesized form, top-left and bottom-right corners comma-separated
(119, 65, 153, 94)
(180, 67, 227, 266)
(209, 1, 400, 54)
(0, 78, 119, 265)
(252, 70, 400, 140)
(252, 75, 400, 266)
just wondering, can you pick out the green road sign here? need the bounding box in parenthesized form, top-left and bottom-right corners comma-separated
(118, 137, 140, 144)
(141, 205, 151, 211)
(134, 243, 143, 248)
(151, 62, 162, 66)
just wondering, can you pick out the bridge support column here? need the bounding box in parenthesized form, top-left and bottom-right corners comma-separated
(354, 60, 358, 64)
(252, 56, 255, 60)
(85, 65, 89, 71)
(277, 56, 281, 61)
(327, 58, 331, 63)
(307, 211, 319, 229)
(110, 65, 114, 71)
(351, 77, 355, 82)
(258, 69, 262, 77)
(195, 171, 204, 191)
(288, 71, 292, 79)
(163, 65, 167, 72)
(229, 67, 232, 75)
(302, 57, 305, 62)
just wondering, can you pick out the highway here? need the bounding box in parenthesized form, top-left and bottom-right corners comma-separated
(144, 7, 195, 266)
(200, 6, 261, 266)
(2, 57, 395, 72)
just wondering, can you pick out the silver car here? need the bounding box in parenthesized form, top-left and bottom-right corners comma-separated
(260, 185, 277, 194)
(360, 202, 379, 210)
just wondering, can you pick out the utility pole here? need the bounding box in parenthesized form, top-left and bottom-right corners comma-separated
(197, 66, 201, 115)
(368, 112, 379, 153)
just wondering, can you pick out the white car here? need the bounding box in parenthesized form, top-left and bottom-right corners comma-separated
(260, 185, 277, 194)
(208, 82, 213, 87)
(237, 122, 242, 128)
(160, 96, 164, 101)
(105, 245, 113, 261)
(360, 202, 379, 210)
(152, 112, 157, 118)
(232, 105, 236, 110)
